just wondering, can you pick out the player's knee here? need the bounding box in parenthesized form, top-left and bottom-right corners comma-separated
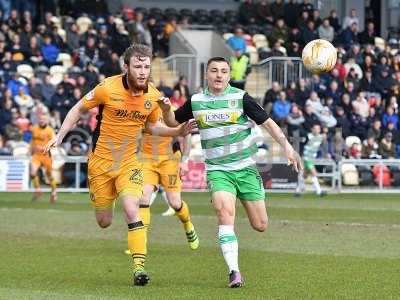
(166, 193, 181, 210)
(216, 208, 234, 223)
(251, 218, 268, 232)
(97, 218, 112, 228)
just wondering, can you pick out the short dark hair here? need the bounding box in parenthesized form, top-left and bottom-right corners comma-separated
(206, 57, 230, 69)
(123, 43, 152, 65)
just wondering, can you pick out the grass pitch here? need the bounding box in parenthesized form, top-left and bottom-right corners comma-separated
(0, 192, 400, 299)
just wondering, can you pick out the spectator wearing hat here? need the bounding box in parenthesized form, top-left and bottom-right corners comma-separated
(375, 66, 395, 100)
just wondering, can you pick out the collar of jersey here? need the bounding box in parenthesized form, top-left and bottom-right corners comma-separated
(204, 84, 233, 96)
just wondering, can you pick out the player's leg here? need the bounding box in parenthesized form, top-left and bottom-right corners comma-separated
(30, 157, 42, 201)
(160, 186, 175, 216)
(117, 163, 149, 286)
(160, 157, 199, 250)
(295, 166, 306, 197)
(44, 156, 57, 203)
(310, 166, 324, 196)
(236, 166, 268, 232)
(207, 170, 243, 288)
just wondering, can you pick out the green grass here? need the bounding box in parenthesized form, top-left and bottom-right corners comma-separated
(1, 192, 400, 299)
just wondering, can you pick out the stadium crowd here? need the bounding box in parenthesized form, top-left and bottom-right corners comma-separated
(0, 1, 399, 188)
(223, 1, 400, 160)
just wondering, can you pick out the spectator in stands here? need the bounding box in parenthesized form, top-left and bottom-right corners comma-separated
(100, 52, 121, 77)
(66, 22, 80, 51)
(317, 106, 337, 129)
(4, 113, 23, 144)
(229, 49, 251, 90)
(301, 20, 319, 46)
(325, 80, 341, 106)
(348, 142, 362, 159)
(40, 34, 60, 67)
(7, 73, 29, 98)
(173, 76, 190, 101)
(14, 86, 34, 110)
(299, 0, 314, 14)
(294, 78, 309, 107)
(297, 10, 309, 30)
(379, 132, 396, 158)
(359, 70, 377, 92)
(157, 79, 174, 98)
(334, 106, 351, 137)
(352, 92, 369, 118)
(367, 119, 382, 140)
(269, 18, 288, 45)
(318, 18, 334, 42)
(375, 66, 395, 100)
(343, 8, 359, 30)
(0, 0, 11, 21)
(340, 93, 353, 117)
(272, 91, 291, 125)
(282, 0, 299, 28)
(342, 22, 359, 49)
(382, 106, 398, 129)
(344, 81, 357, 101)
(287, 104, 305, 137)
(312, 9, 322, 28)
(362, 136, 380, 159)
(303, 103, 320, 132)
(257, 0, 274, 26)
(328, 9, 340, 32)
(359, 21, 376, 45)
(350, 111, 368, 140)
(306, 91, 323, 114)
(269, 0, 285, 21)
(0, 97, 13, 135)
(147, 16, 162, 56)
(238, 0, 257, 25)
(263, 81, 280, 113)
(227, 27, 246, 54)
(0, 133, 12, 155)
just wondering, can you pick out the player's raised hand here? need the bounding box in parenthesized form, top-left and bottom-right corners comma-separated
(180, 119, 197, 136)
(43, 135, 62, 154)
(285, 146, 303, 173)
(157, 96, 172, 112)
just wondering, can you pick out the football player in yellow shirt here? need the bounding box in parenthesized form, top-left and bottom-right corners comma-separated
(45, 44, 196, 286)
(30, 114, 57, 203)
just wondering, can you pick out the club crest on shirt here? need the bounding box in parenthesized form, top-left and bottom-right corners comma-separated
(229, 99, 238, 108)
(144, 100, 152, 109)
(85, 90, 94, 100)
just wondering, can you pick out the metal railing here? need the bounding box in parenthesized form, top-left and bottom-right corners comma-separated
(162, 54, 198, 91)
(253, 56, 313, 99)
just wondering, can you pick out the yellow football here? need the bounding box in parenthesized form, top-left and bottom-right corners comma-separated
(302, 39, 337, 74)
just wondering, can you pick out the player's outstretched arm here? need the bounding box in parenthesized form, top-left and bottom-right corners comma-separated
(157, 97, 181, 127)
(145, 120, 196, 137)
(261, 118, 303, 172)
(43, 100, 88, 153)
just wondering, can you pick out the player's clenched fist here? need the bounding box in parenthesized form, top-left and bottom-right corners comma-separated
(157, 97, 172, 112)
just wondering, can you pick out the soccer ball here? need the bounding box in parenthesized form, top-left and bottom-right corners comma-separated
(302, 39, 337, 74)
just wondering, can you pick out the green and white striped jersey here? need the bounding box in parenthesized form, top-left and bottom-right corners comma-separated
(174, 85, 269, 171)
(303, 133, 323, 161)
